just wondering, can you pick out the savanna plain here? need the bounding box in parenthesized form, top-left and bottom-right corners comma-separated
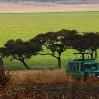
(0, 11, 99, 99)
(1, 12, 99, 69)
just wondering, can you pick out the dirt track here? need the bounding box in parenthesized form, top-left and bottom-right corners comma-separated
(0, 3, 99, 13)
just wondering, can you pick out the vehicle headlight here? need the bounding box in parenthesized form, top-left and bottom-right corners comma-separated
(97, 76, 99, 78)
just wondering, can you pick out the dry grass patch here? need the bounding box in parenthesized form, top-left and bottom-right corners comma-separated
(0, 69, 99, 99)
(10, 69, 68, 85)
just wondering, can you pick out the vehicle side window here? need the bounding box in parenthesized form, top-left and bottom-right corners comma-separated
(69, 62, 79, 71)
(74, 63, 79, 71)
(70, 63, 79, 71)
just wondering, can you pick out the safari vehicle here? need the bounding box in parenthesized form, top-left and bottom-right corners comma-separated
(67, 52, 99, 80)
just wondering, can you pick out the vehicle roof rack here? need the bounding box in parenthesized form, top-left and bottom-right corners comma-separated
(73, 52, 93, 60)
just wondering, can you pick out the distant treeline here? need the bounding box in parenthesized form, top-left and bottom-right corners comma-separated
(0, 29, 99, 69)
(0, 0, 99, 4)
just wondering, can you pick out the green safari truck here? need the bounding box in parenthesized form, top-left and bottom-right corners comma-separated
(67, 52, 99, 80)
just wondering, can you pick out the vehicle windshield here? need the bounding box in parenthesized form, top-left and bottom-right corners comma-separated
(84, 63, 97, 70)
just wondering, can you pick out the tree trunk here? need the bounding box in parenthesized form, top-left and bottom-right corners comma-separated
(0, 56, 5, 77)
(90, 52, 93, 59)
(21, 60, 29, 69)
(95, 50, 98, 59)
(57, 55, 61, 68)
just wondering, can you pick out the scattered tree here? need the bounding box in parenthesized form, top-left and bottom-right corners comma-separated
(82, 32, 99, 59)
(31, 31, 68, 68)
(0, 39, 42, 69)
(1, 29, 99, 69)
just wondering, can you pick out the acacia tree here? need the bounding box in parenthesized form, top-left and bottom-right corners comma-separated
(82, 32, 99, 59)
(59, 29, 80, 49)
(30, 31, 65, 68)
(0, 39, 42, 69)
(30, 30, 78, 68)
(71, 32, 99, 59)
(44, 31, 67, 68)
(35, 30, 80, 68)
(60, 29, 92, 60)
(64, 31, 99, 59)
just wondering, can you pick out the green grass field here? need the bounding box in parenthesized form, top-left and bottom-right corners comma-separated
(1, 12, 99, 69)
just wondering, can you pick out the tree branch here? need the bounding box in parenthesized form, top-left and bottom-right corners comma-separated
(13, 54, 20, 61)
(37, 52, 58, 58)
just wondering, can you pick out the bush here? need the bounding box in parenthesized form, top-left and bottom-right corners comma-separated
(0, 71, 11, 88)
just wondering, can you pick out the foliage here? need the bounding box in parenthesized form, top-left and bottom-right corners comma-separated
(1, 12, 99, 68)
(0, 39, 42, 69)
(1, 29, 99, 69)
